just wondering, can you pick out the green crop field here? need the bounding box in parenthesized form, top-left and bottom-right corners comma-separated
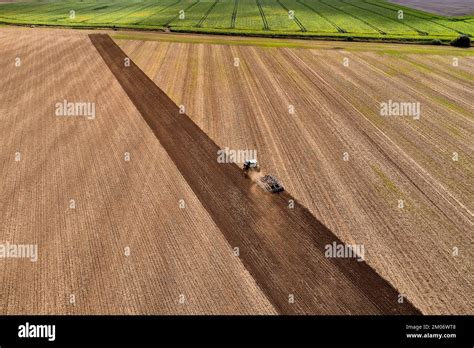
(0, 0, 473, 42)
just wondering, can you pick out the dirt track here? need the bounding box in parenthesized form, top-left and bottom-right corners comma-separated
(90, 33, 420, 315)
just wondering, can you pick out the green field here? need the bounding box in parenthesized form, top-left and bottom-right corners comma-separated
(0, 0, 473, 42)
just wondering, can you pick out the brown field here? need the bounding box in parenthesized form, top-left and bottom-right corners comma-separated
(89, 33, 420, 315)
(0, 26, 423, 315)
(0, 26, 472, 315)
(117, 36, 473, 315)
(0, 28, 276, 314)
(390, 0, 474, 16)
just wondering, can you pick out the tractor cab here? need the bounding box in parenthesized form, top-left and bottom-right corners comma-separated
(243, 159, 260, 172)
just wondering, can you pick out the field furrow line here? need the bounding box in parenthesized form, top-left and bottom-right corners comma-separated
(284, 49, 473, 226)
(0, 3, 52, 17)
(341, 0, 428, 35)
(277, 0, 306, 32)
(164, 0, 200, 27)
(196, 0, 219, 28)
(319, 0, 386, 34)
(317, 49, 473, 221)
(356, 52, 474, 126)
(364, 0, 465, 35)
(231, 0, 239, 29)
(9, 2, 76, 21)
(297, 0, 344, 33)
(78, 3, 138, 24)
(401, 54, 474, 90)
(106, 2, 160, 24)
(135, 0, 182, 25)
(256, 0, 269, 30)
(373, 55, 474, 118)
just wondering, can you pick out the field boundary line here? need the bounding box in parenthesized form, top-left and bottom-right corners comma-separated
(256, 0, 269, 30)
(318, 0, 385, 35)
(277, 0, 306, 32)
(196, 0, 219, 28)
(340, 0, 428, 36)
(231, 0, 238, 29)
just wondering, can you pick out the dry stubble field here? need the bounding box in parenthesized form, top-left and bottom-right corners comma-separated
(1, 27, 420, 315)
(0, 26, 471, 315)
(0, 28, 276, 314)
(117, 36, 473, 315)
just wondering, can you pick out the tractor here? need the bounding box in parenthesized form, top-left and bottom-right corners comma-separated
(243, 159, 260, 172)
(243, 160, 284, 193)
